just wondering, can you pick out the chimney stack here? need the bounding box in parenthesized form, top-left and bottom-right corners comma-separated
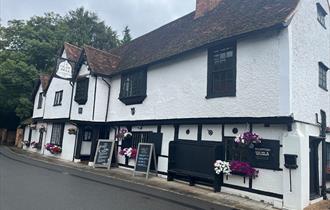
(195, 0, 223, 19)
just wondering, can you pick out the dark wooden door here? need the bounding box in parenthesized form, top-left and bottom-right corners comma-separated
(309, 139, 320, 199)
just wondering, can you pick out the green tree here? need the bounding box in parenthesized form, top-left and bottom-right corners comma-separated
(121, 26, 132, 45)
(64, 7, 119, 50)
(0, 7, 125, 122)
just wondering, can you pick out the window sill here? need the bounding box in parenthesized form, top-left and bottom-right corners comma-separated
(53, 104, 62, 107)
(119, 95, 147, 105)
(37, 107, 42, 109)
(319, 85, 328, 91)
(205, 93, 236, 99)
(317, 19, 327, 29)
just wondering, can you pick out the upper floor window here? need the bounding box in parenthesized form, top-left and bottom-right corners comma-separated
(37, 92, 43, 109)
(119, 69, 147, 105)
(317, 3, 327, 28)
(53, 90, 63, 106)
(75, 78, 89, 105)
(319, 62, 329, 90)
(207, 43, 236, 98)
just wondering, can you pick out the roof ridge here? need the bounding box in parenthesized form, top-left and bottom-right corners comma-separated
(110, 11, 195, 52)
(84, 45, 121, 59)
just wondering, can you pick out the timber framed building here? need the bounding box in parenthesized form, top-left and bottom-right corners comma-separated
(23, 0, 330, 209)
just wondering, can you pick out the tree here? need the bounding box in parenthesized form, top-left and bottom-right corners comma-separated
(0, 7, 127, 122)
(121, 26, 132, 45)
(64, 7, 119, 50)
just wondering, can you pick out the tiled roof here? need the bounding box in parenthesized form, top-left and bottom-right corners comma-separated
(64, 42, 82, 62)
(84, 45, 120, 76)
(107, 0, 299, 75)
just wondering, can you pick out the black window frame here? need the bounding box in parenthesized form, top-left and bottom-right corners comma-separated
(119, 69, 147, 105)
(74, 77, 89, 105)
(319, 62, 329, 91)
(37, 92, 43, 109)
(206, 42, 237, 99)
(50, 123, 64, 146)
(317, 3, 327, 29)
(53, 90, 63, 106)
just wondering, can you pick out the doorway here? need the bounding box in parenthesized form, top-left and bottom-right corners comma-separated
(79, 126, 93, 161)
(309, 137, 321, 199)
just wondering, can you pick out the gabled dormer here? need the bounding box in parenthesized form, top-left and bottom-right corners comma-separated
(31, 75, 50, 119)
(43, 43, 82, 120)
(70, 45, 120, 122)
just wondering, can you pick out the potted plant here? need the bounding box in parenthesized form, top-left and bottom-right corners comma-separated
(45, 143, 62, 154)
(31, 141, 42, 150)
(119, 147, 137, 165)
(229, 160, 259, 178)
(22, 140, 30, 147)
(213, 160, 231, 192)
(68, 128, 77, 135)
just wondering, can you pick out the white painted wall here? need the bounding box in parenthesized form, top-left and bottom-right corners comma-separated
(43, 77, 72, 119)
(290, 0, 330, 124)
(32, 85, 45, 119)
(108, 30, 288, 122)
(70, 64, 110, 122)
(43, 123, 76, 161)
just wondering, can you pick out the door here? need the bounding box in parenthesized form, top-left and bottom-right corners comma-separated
(80, 127, 93, 161)
(309, 138, 321, 199)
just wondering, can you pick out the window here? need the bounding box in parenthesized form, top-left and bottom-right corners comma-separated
(37, 92, 43, 109)
(50, 123, 64, 146)
(75, 78, 89, 105)
(317, 3, 327, 28)
(207, 43, 236, 98)
(319, 62, 328, 90)
(53, 90, 63, 106)
(119, 69, 147, 105)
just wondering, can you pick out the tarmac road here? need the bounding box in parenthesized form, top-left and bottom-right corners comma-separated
(0, 147, 231, 210)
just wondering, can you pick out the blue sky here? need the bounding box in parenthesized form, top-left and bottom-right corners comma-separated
(0, 0, 195, 38)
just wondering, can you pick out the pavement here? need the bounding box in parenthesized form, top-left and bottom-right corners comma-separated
(0, 147, 282, 210)
(0, 146, 280, 210)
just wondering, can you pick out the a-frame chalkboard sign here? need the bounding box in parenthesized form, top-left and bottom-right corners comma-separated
(133, 143, 157, 179)
(93, 140, 115, 170)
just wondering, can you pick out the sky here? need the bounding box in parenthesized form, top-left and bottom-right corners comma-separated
(0, 0, 196, 38)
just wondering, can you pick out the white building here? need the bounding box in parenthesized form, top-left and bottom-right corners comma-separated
(24, 0, 330, 209)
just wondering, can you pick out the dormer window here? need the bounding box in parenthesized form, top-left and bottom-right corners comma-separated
(54, 90, 63, 106)
(317, 3, 327, 28)
(37, 92, 43, 109)
(119, 69, 147, 105)
(75, 78, 89, 105)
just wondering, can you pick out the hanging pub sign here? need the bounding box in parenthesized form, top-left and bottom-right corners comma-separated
(250, 139, 280, 170)
(133, 143, 157, 179)
(93, 140, 115, 169)
(55, 58, 75, 80)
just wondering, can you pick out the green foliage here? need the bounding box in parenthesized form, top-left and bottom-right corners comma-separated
(0, 7, 132, 121)
(121, 26, 132, 45)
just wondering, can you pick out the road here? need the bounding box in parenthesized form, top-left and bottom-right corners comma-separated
(0, 147, 230, 210)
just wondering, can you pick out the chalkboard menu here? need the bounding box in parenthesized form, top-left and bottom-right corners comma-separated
(250, 139, 280, 170)
(94, 140, 115, 169)
(133, 143, 157, 179)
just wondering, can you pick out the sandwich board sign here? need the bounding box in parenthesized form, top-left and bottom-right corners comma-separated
(133, 143, 157, 179)
(93, 140, 115, 169)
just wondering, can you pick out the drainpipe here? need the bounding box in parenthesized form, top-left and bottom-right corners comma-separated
(102, 77, 111, 122)
(69, 81, 74, 119)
